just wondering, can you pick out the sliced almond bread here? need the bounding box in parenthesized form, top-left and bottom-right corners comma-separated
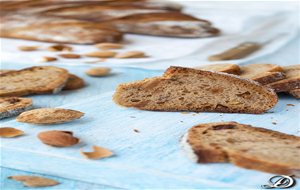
(267, 65, 300, 92)
(0, 97, 33, 119)
(239, 64, 285, 85)
(103, 12, 220, 38)
(0, 66, 69, 97)
(181, 122, 300, 177)
(113, 66, 277, 114)
(289, 89, 300, 99)
(194, 63, 241, 75)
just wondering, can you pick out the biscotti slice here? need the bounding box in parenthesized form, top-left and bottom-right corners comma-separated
(195, 64, 241, 75)
(289, 89, 300, 99)
(267, 65, 300, 92)
(0, 66, 69, 97)
(103, 12, 220, 38)
(181, 122, 300, 177)
(0, 97, 33, 119)
(113, 66, 277, 114)
(239, 64, 285, 85)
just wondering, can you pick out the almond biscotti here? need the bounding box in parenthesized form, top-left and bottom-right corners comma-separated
(0, 66, 69, 97)
(181, 122, 300, 177)
(195, 64, 241, 75)
(239, 64, 285, 85)
(0, 97, 33, 119)
(113, 66, 277, 114)
(267, 65, 300, 92)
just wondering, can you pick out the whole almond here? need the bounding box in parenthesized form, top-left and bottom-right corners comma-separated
(95, 43, 123, 50)
(18, 46, 39, 51)
(16, 108, 84, 124)
(59, 53, 81, 59)
(38, 130, 79, 147)
(84, 51, 117, 58)
(48, 44, 73, 52)
(115, 51, 146, 59)
(85, 67, 111, 77)
(38, 56, 57, 62)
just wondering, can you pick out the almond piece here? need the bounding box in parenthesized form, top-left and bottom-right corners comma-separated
(18, 46, 39, 51)
(38, 130, 79, 147)
(38, 56, 57, 62)
(59, 53, 81, 59)
(48, 44, 73, 52)
(16, 108, 84, 124)
(95, 43, 123, 50)
(115, 51, 146, 59)
(84, 51, 117, 58)
(81, 146, 113, 159)
(85, 67, 111, 77)
(0, 127, 24, 138)
(9, 175, 59, 187)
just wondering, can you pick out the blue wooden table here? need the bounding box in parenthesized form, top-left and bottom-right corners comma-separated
(1, 34, 299, 189)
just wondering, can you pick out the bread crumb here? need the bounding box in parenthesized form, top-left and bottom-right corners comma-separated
(133, 129, 140, 133)
(181, 112, 190, 115)
(287, 104, 295, 106)
(272, 122, 277, 125)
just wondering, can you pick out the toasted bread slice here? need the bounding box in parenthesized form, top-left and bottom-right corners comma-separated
(267, 65, 300, 92)
(63, 74, 85, 91)
(195, 64, 241, 75)
(0, 66, 69, 97)
(289, 89, 300, 99)
(113, 66, 277, 114)
(239, 64, 285, 85)
(103, 12, 220, 38)
(181, 122, 300, 177)
(0, 97, 33, 119)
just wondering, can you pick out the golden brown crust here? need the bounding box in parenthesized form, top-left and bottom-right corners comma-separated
(194, 64, 241, 75)
(0, 97, 33, 119)
(267, 65, 300, 92)
(184, 122, 300, 177)
(0, 66, 69, 97)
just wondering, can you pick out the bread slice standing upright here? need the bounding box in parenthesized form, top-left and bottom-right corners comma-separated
(181, 122, 300, 177)
(239, 64, 285, 85)
(113, 66, 277, 114)
(0, 97, 33, 119)
(267, 65, 300, 92)
(0, 66, 69, 97)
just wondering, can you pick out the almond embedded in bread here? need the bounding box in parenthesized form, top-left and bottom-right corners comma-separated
(16, 108, 84, 124)
(113, 66, 277, 114)
(181, 121, 300, 177)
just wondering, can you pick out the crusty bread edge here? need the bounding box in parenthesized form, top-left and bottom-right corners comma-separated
(0, 104, 33, 119)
